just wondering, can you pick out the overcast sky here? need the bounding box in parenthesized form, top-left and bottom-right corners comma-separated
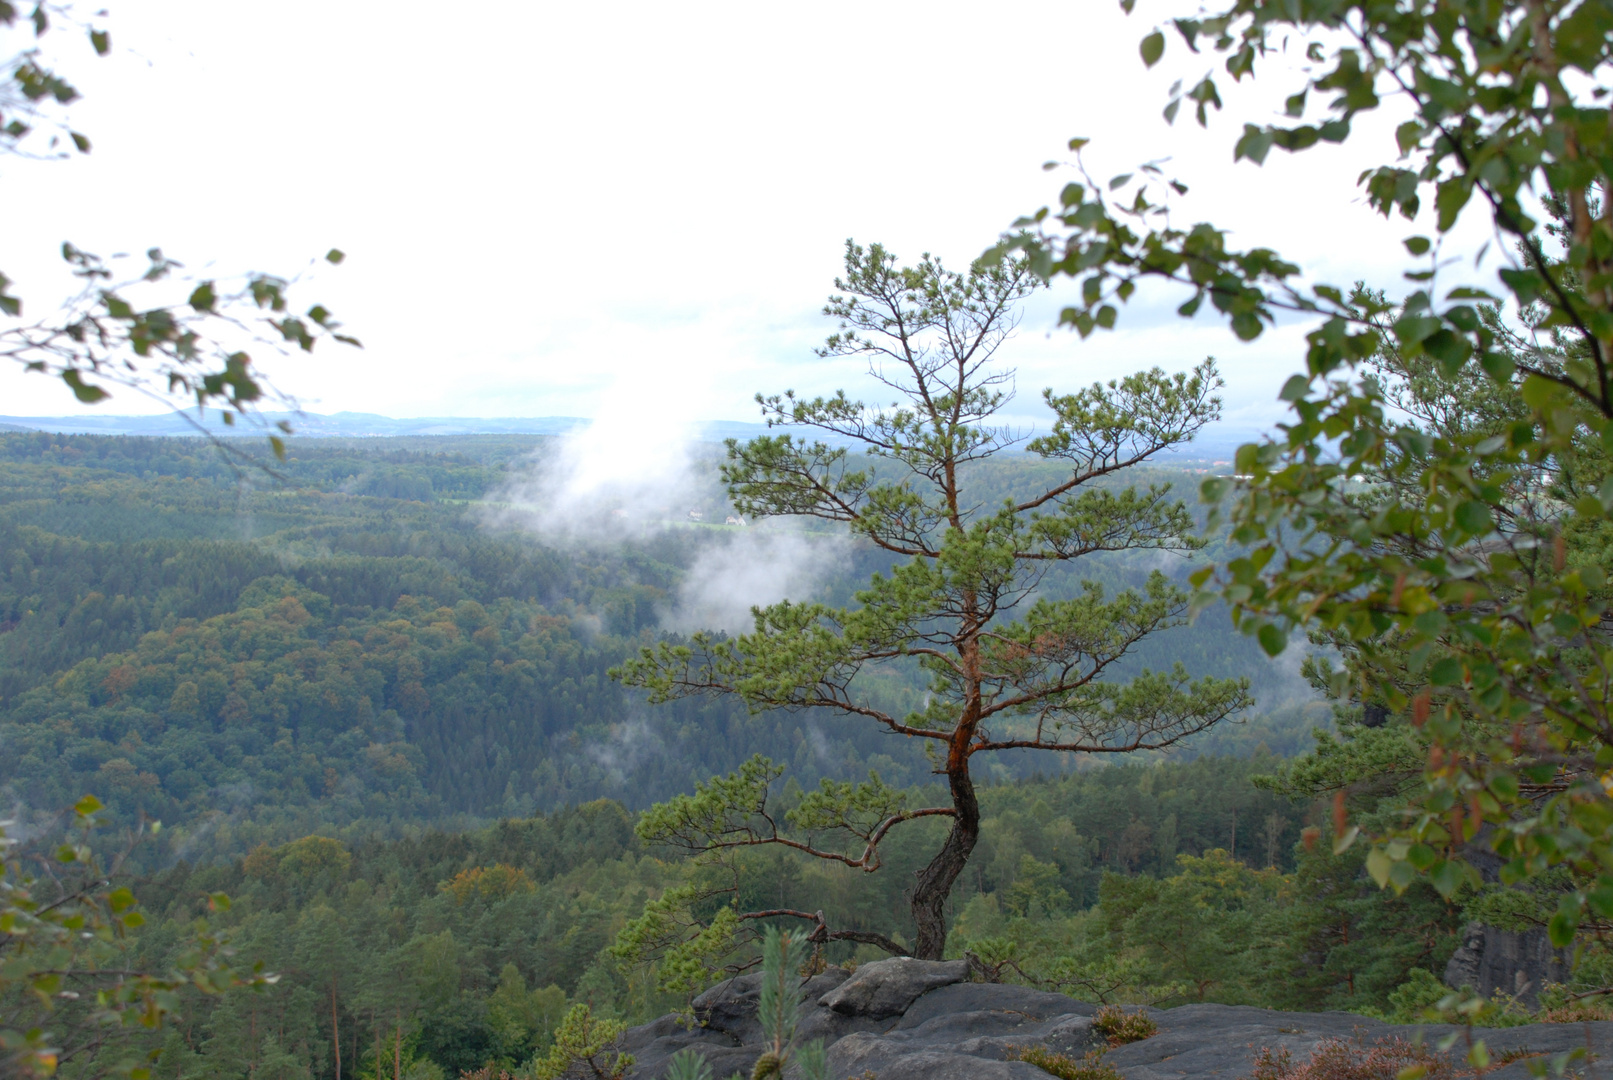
(2, 0, 1503, 435)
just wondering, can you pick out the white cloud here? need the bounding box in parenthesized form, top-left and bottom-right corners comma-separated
(488, 376, 850, 635)
(666, 524, 851, 636)
(489, 376, 703, 542)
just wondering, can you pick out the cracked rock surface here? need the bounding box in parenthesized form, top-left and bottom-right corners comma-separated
(617, 960, 1613, 1080)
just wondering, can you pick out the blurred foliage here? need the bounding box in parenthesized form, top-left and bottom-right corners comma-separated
(0, 797, 263, 1079)
(0, 3, 356, 445)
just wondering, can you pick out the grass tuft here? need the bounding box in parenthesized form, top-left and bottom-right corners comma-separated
(1092, 1005, 1158, 1046)
(1009, 1046, 1124, 1080)
(1249, 1036, 1456, 1080)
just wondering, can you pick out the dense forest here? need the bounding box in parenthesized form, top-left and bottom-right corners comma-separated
(0, 432, 1322, 865)
(90, 755, 1476, 1080)
(0, 432, 1509, 1080)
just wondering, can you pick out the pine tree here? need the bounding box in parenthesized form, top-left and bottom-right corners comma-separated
(616, 241, 1248, 962)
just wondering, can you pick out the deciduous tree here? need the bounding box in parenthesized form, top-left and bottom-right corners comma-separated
(990, 0, 1613, 974)
(0, 796, 264, 1078)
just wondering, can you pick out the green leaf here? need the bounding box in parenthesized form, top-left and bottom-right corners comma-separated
(61, 369, 109, 403)
(1394, 121, 1423, 155)
(1257, 623, 1287, 657)
(1366, 847, 1393, 887)
(1405, 843, 1439, 869)
(1429, 657, 1463, 686)
(1231, 312, 1263, 340)
(1235, 124, 1275, 165)
(1422, 330, 1471, 374)
(1548, 911, 1576, 948)
(1392, 314, 1442, 346)
(90, 28, 110, 54)
(1403, 236, 1431, 256)
(1436, 179, 1473, 232)
(1279, 374, 1310, 401)
(325, 248, 346, 264)
(1428, 859, 1465, 897)
(1140, 30, 1165, 67)
(1453, 500, 1493, 535)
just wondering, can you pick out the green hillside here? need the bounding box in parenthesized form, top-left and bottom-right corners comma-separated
(0, 432, 1324, 865)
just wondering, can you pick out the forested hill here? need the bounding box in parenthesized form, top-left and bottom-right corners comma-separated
(0, 432, 1326, 865)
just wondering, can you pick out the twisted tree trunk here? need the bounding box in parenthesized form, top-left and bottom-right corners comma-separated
(909, 756, 979, 959)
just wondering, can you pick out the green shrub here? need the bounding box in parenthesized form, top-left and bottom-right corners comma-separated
(1384, 969, 1450, 1023)
(1092, 1005, 1157, 1046)
(1008, 1046, 1124, 1080)
(1248, 1037, 1454, 1080)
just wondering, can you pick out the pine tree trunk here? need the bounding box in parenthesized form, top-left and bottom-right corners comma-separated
(331, 975, 342, 1080)
(909, 756, 979, 959)
(393, 1010, 401, 1080)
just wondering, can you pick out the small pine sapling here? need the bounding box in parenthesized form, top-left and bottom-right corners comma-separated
(668, 926, 829, 1080)
(664, 1048, 716, 1080)
(752, 926, 827, 1080)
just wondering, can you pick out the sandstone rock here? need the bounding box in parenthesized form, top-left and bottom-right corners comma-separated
(894, 981, 1097, 1029)
(1444, 921, 1572, 1007)
(620, 967, 878, 1077)
(688, 968, 853, 1045)
(829, 1047, 1048, 1080)
(616, 1016, 748, 1080)
(622, 981, 1613, 1080)
(816, 957, 969, 1019)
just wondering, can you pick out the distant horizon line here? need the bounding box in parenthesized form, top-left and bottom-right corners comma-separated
(0, 409, 1268, 457)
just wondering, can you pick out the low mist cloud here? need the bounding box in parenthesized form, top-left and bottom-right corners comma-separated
(487, 380, 852, 636)
(665, 524, 851, 636)
(586, 717, 664, 784)
(490, 396, 700, 542)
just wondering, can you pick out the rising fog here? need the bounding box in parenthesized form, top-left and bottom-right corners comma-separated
(488, 398, 848, 636)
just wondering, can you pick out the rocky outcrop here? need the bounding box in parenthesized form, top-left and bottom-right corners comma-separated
(1444, 922, 1572, 1007)
(617, 960, 1613, 1080)
(817, 957, 972, 1019)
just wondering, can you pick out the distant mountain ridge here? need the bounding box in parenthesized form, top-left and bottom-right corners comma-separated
(0, 410, 1262, 459)
(0, 411, 591, 438)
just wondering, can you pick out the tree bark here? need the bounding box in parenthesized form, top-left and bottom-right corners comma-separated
(331, 975, 342, 1080)
(909, 757, 979, 959)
